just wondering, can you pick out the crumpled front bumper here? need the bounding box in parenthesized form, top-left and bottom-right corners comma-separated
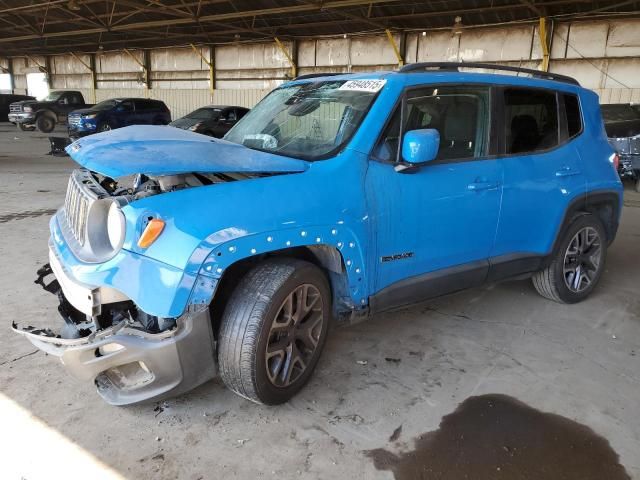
(13, 308, 217, 406)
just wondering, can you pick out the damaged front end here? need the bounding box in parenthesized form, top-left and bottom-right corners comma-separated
(13, 258, 217, 406)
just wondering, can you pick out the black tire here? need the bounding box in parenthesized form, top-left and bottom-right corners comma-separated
(17, 123, 34, 132)
(532, 214, 607, 303)
(218, 259, 331, 405)
(97, 121, 112, 132)
(36, 114, 55, 133)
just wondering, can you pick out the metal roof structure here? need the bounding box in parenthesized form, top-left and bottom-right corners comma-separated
(1, 0, 640, 55)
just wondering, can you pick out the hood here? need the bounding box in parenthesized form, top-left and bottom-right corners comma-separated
(65, 125, 310, 178)
(11, 99, 48, 108)
(169, 117, 201, 129)
(69, 107, 96, 116)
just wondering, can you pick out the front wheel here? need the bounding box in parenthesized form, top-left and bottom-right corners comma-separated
(17, 123, 35, 132)
(36, 114, 55, 133)
(532, 214, 607, 303)
(218, 259, 331, 405)
(97, 121, 112, 132)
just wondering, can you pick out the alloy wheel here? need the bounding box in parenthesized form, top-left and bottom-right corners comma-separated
(265, 284, 324, 387)
(562, 226, 602, 293)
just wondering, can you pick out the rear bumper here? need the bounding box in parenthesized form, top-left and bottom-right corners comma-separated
(13, 308, 217, 405)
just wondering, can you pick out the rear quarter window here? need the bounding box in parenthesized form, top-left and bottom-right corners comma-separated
(563, 94, 582, 139)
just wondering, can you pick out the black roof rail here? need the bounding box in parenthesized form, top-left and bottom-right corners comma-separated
(294, 72, 345, 81)
(399, 62, 580, 86)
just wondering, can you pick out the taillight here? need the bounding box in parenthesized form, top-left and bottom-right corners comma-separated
(612, 153, 620, 171)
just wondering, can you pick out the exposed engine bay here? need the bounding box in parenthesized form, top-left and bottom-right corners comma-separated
(101, 169, 265, 199)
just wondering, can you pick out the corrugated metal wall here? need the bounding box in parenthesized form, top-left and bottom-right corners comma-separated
(3, 18, 640, 114)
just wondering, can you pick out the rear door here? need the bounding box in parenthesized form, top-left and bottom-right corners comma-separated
(490, 87, 587, 274)
(133, 99, 154, 124)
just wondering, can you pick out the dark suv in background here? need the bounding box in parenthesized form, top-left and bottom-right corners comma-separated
(169, 105, 249, 137)
(68, 98, 171, 138)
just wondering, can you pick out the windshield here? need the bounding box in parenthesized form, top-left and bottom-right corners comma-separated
(186, 108, 221, 120)
(601, 105, 640, 122)
(224, 79, 384, 160)
(41, 91, 64, 101)
(92, 100, 118, 111)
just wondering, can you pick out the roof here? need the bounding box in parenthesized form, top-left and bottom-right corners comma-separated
(289, 65, 584, 91)
(1, 0, 640, 55)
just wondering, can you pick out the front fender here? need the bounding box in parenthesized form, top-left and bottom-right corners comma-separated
(188, 224, 369, 310)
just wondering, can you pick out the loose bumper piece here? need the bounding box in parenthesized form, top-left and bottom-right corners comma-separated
(13, 309, 217, 405)
(14, 260, 218, 405)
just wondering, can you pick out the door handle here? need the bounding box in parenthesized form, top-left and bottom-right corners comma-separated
(555, 166, 581, 177)
(467, 181, 500, 191)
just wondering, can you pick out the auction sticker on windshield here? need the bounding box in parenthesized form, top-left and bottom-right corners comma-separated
(338, 80, 386, 92)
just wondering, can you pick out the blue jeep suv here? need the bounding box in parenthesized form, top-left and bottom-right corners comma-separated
(68, 97, 171, 138)
(15, 63, 623, 406)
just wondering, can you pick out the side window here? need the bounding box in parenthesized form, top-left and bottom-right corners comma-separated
(372, 85, 491, 162)
(503, 88, 558, 154)
(69, 93, 82, 105)
(134, 99, 151, 111)
(563, 94, 582, 139)
(120, 100, 134, 112)
(227, 109, 237, 121)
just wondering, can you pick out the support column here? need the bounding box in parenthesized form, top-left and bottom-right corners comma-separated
(274, 37, 297, 79)
(70, 52, 97, 104)
(385, 29, 404, 69)
(191, 43, 215, 94)
(539, 17, 550, 72)
(124, 49, 149, 94)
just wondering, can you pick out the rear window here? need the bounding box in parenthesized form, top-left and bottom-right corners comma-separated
(503, 88, 558, 155)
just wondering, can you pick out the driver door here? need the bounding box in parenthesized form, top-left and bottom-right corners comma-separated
(365, 84, 503, 310)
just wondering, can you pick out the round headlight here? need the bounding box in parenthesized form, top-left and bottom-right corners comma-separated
(107, 202, 126, 250)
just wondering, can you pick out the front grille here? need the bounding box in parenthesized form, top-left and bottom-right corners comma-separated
(68, 114, 81, 128)
(64, 174, 91, 245)
(9, 104, 22, 113)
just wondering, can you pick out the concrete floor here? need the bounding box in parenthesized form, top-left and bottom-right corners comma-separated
(0, 123, 639, 480)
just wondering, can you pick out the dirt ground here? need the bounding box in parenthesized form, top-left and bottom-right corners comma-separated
(1, 123, 639, 479)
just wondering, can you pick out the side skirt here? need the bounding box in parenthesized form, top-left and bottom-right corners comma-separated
(367, 253, 547, 316)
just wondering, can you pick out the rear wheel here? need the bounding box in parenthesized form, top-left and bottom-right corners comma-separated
(36, 114, 55, 133)
(218, 259, 331, 405)
(532, 215, 607, 303)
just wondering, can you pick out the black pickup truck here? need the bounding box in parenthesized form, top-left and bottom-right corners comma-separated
(8, 90, 91, 133)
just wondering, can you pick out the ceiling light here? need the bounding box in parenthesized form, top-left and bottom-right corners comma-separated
(422, 31, 427, 36)
(68, 0, 81, 11)
(452, 16, 464, 35)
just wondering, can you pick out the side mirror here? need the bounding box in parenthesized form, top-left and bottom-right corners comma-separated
(399, 129, 440, 169)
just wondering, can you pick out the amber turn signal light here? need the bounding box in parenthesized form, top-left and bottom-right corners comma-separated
(138, 218, 165, 248)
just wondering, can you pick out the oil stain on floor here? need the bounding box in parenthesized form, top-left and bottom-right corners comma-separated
(366, 394, 630, 480)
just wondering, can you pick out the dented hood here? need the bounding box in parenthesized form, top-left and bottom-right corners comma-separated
(65, 125, 310, 178)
